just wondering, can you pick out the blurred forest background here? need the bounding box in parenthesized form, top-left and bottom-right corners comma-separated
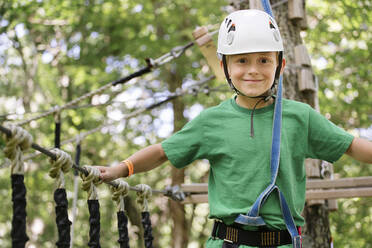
(0, 0, 371, 247)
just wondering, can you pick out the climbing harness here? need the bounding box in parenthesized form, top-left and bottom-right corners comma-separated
(80, 165, 103, 248)
(136, 184, 154, 248)
(111, 179, 131, 248)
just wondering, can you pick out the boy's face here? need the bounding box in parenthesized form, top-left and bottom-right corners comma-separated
(227, 52, 280, 97)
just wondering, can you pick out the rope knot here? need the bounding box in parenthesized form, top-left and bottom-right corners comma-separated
(80, 165, 102, 200)
(136, 184, 152, 212)
(49, 149, 73, 188)
(111, 179, 130, 211)
(3, 124, 33, 175)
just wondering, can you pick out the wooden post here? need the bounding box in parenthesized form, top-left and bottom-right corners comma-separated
(321, 162, 338, 211)
(306, 159, 325, 206)
(192, 27, 225, 82)
(294, 44, 312, 67)
(305, 159, 320, 178)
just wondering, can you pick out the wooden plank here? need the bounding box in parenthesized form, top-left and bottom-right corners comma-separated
(192, 26, 208, 40)
(182, 187, 372, 204)
(181, 183, 208, 193)
(182, 194, 208, 204)
(306, 188, 372, 200)
(181, 177, 372, 193)
(307, 176, 372, 189)
(192, 28, 225, 82)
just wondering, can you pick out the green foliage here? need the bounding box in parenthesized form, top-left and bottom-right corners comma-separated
(305, 0, 372, 246)
(0, 0, 371, 247)
(0, 0, 227, 247)
(305, 0, 372, 128)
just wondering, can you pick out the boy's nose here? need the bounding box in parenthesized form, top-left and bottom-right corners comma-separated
(246, 65, 259, 74)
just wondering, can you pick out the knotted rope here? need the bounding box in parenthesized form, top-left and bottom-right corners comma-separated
(136, 184, 152, 212)
(80, 166, 102, 248)
(3, 124, 32, 246)
(49, 149, 73, 189)
(3, 124, 33, 175)
(112, 180, 131, 248)
(80, 166, 102, 200)
(111, 179, 130, 212)
(136, 184, 153, 248)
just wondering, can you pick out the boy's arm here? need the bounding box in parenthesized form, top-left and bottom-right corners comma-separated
(98, 143, 168, 182)
(345, 137, 372, 163)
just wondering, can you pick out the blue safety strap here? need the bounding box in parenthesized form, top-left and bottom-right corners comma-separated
(261, 0, 274, 17)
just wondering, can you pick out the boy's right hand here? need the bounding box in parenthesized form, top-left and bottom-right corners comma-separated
(96, 165, 123, 182)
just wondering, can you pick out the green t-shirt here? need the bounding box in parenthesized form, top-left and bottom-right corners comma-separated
(162, 98, 353, 232)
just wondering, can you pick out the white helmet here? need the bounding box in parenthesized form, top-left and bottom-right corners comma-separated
(217, 9, 283, 57)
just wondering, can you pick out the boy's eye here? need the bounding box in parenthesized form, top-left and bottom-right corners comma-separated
(238, 58, 247, 63)
(259, 57, 272, 64)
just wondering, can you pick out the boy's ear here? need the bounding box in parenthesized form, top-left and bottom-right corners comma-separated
(280, 58, 286, 74)
(220, 61, 223, 68)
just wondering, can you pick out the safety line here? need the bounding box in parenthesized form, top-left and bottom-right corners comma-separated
(16, 76, 216, 162)
(15, 41, 194, 126)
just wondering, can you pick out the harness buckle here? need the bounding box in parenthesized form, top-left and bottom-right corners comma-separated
(224, 226, 238, 243)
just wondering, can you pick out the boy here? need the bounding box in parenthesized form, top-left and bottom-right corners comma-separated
(98, 10, 372, 248)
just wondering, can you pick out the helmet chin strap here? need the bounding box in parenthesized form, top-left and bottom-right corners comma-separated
(221, 53, 283, 101)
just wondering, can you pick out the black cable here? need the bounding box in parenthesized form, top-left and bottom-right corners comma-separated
(117, 211, 130, 248)
(112, 66, 152, 86)
(88, 200, 101, 248)
(11, 174, 29, 248)
(55, 121, 61, 148)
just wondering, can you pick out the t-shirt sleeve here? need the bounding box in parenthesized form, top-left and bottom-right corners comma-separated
(306, 107, 354, 163)
(161, 112, 206, 169)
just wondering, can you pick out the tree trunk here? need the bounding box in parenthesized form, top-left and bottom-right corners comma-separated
(232, 1, 331, 247)
(168, 71, 189, 248)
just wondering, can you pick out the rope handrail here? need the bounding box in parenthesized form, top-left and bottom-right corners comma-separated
(14, 41, 195, 126)
(12, 76, 215, 163)
(0, 123, 185, 200)
(0, 76, 215, 201)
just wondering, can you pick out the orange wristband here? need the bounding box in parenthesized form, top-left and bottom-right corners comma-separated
(123, 160, 134, 177)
